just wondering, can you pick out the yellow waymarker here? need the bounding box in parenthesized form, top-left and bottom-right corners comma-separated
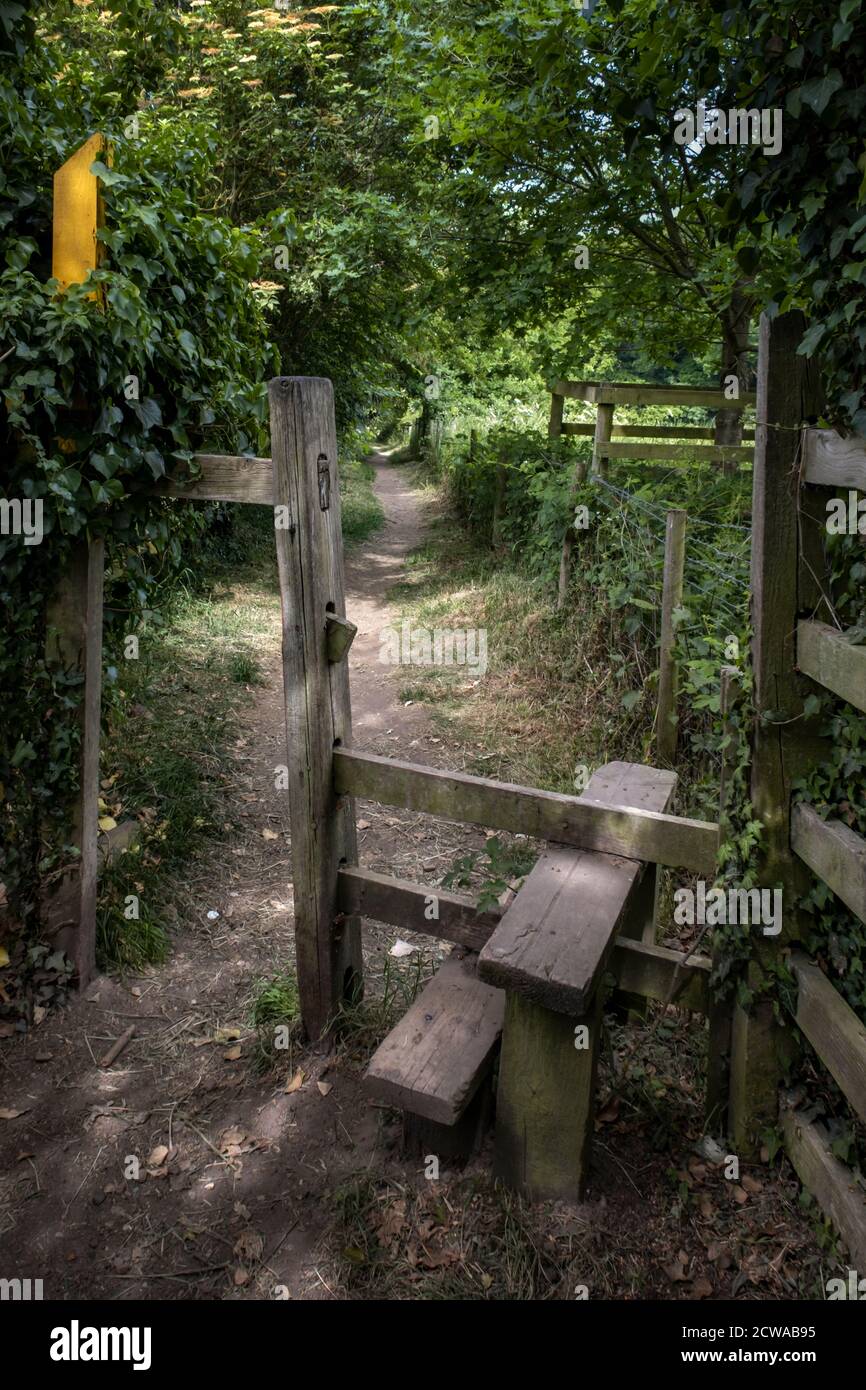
(52, 132, 105, 294)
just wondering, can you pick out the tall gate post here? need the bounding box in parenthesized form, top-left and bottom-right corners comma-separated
(43, 538, 104, 987)
(270, 376, 363, 1042)
(730, 310, 824, 1153)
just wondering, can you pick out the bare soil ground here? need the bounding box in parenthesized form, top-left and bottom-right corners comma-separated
(0, 454, 837, 1301)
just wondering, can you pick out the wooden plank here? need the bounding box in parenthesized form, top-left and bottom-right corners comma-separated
(781, 1097, 866, 1269)
(333, 747, 719, 872)
(478, 846, 643, 1014)
(790, 951, 866, 1126)
(148, 454, 274, 505)
(570, 760, 674, 969)
(336, 864, 501, 953)
(791, 802, 866, 926)
(802, 426, 866, 490)
(597, 441, 752, 464)
(797, 620, 866, 714)
(610, 937, 710, 1013)
(494, 989, 602, 1201)
(365, 953, 505, 1125)
(270, 377, 361, 1041)
(554, 380, 756, 409)
(657, 509, 687, 763)
(565, 424, 754, 440)
(42, 538, 104, 987)
(478, 763, 676, 1013)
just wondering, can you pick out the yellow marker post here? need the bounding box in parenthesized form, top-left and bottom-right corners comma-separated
(52, 132, 105, 293)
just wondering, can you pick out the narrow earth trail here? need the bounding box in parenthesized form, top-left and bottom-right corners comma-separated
(0, 453, 491, 1301)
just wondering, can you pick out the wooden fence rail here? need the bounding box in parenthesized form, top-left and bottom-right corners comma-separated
(333, 746, 719, 873)
(797, 619, 866, 714)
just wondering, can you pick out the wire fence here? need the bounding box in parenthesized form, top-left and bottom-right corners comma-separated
(588, 472, 751, 648)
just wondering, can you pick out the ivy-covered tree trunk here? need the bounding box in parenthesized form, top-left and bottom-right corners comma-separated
(714, 286, 753, 466)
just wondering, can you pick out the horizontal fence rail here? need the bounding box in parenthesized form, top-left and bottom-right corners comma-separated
(781, 1095, 866, 1270)
(597, 441, 752, 465)
(147, 454, 274, 504)
(561, 422, 756, 441)
(552, 380, 757, 409)
(797, 620, 866, 714)
(789, 951, 866, 1127)
(333, 748, 720, 872)
(791, 802, 866, 925)
(802, 426, 866, 490)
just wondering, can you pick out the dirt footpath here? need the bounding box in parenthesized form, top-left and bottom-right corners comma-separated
(0, 453, 491, 1301)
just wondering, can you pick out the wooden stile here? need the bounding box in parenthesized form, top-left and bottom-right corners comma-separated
(270, 377, 362, 1041)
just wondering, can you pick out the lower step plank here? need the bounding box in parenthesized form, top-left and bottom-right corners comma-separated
(365, 952, 505, 1126)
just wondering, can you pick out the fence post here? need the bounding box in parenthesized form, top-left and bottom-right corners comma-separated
(40, 137, 106, 987)
(42, 539, 104, 987)
(592, 400, 614, 476)
(705, 663, 742, 1134)
(729, 309, 825, 1153)
(656, 508, 687, 764)
(270, 376, 363, 1042)
(491, 461, 506, 544)
(548, 390, 563, 441)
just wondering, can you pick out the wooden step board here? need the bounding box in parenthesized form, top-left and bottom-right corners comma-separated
(365, 953, 505, 1125)
(478, 762, 676, 1014)
(480, 761, 676, 1201)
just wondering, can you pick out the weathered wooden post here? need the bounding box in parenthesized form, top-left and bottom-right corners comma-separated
(552, 386, 592, 610)
(729, 310, 825, 1153)
(41, 135, 107, 986)
(705, 663, 742, 1134)
(592, 398, 614, 476)
(270, 377, 363, 1042)
(656, 508, 687, 763)
(491, 460, 506, 544)
(43, 542, 104, 986)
